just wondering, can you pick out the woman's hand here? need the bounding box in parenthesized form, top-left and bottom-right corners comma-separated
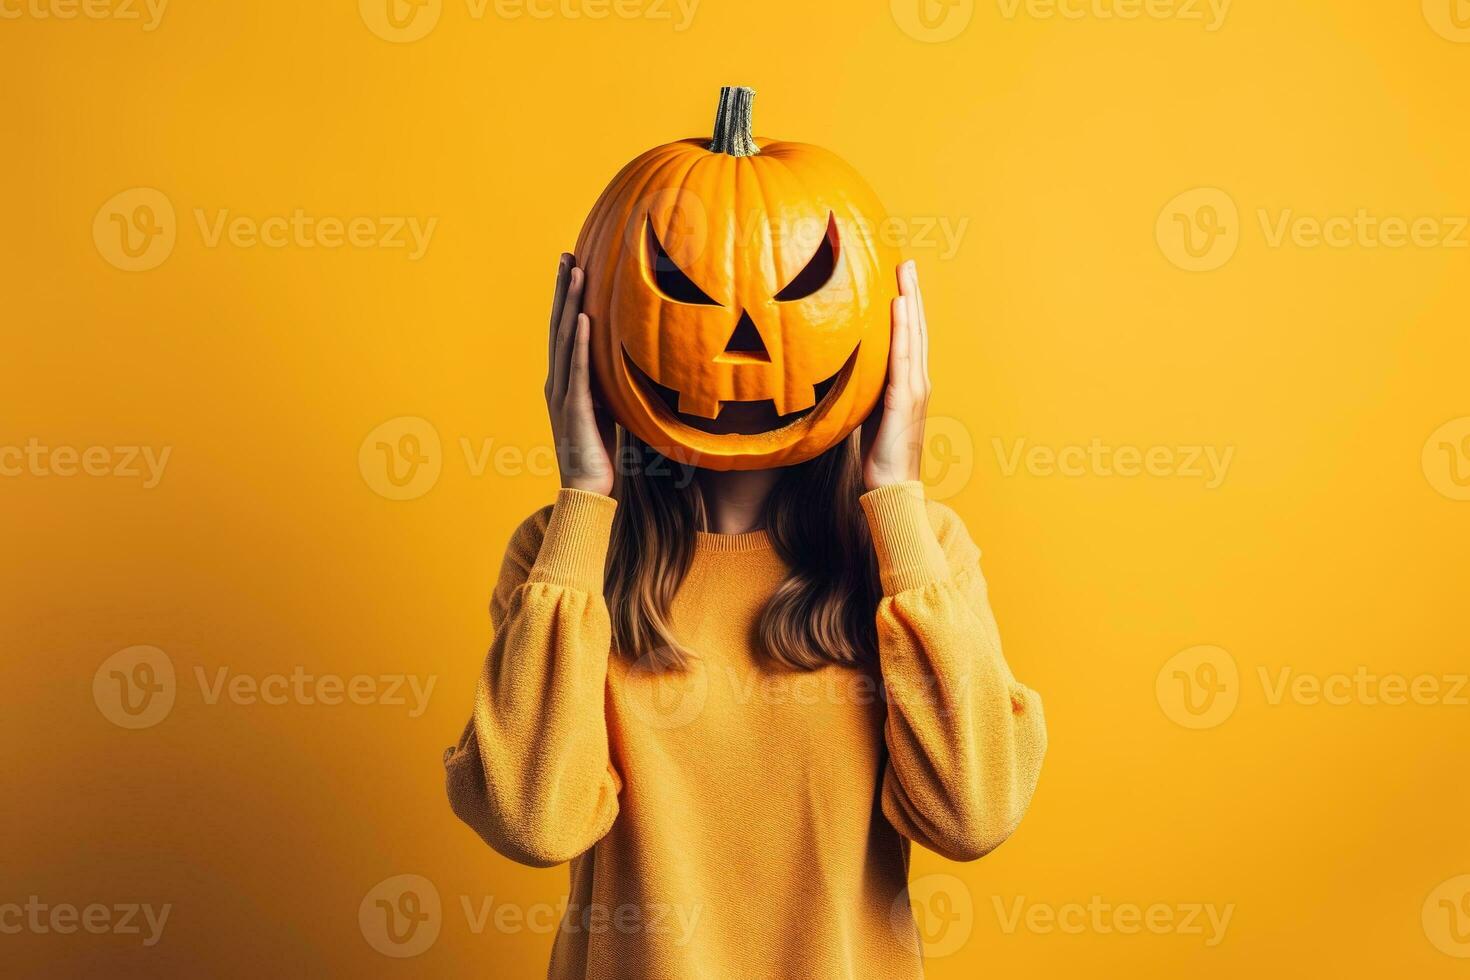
(861, 261, 931, 491)
(545, 253, 615, 496)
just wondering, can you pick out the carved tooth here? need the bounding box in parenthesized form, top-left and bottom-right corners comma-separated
(677, 390, 722, 420)
(780, 383, 816, 418)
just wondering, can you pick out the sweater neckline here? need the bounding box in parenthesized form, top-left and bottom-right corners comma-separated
(694, 528, 772, 553)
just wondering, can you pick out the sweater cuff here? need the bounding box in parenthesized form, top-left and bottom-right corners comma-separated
(860, 481, 950, 595)
(527, 488, 617, 593)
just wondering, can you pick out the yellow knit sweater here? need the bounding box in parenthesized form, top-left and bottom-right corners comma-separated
(445, 481, 1046, 979)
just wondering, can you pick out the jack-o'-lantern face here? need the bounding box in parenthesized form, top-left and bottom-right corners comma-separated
(574, 87, 899, 471)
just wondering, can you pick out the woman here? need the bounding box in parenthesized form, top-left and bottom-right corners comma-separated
(445, 256, 1047, 978)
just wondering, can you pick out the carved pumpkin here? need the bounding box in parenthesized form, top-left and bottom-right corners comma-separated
(574, 86, 899, 471)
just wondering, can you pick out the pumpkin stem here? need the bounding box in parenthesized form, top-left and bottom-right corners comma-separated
(709, 86, 759, 158)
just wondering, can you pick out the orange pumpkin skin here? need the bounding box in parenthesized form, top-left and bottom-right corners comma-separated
(573, 95, 899, 471)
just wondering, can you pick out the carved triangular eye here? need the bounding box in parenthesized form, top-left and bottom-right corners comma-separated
(775, 213, 839, 302)
(645, 218, 720, 306)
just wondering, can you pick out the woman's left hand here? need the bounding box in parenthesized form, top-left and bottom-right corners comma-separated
(861, 260, 930, 491)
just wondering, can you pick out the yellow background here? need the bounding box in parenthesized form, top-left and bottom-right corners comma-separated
(3, 0, 1469, 975)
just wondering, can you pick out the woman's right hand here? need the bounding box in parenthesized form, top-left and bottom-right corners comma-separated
(545, 253, 615, 496)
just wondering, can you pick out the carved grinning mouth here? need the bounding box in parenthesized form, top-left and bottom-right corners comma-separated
(622, 346, 859, 437)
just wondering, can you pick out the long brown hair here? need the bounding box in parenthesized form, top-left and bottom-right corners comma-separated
(605, 432, 880, 671)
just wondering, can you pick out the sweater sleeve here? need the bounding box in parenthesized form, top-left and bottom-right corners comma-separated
(443, 488, 622, 868)
(861, 481, 1047, 862)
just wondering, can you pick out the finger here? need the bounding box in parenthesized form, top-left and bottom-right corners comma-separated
(569, 313, 592, 407)
(897, 264, 922, 395)
(905, 301, 917, 393)
(909, 263, 929, 390)
(889, 295, 912, 403)
(551, 266, 584, 402)
(547, 253, 572, 381)
(571, 315, 612, 483)
(894, 262, 919, 391)
(893, 262, 917, 393)
(908, 281, 925, 394)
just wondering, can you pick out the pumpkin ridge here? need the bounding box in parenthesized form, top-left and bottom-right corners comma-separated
(674, 149, 734, 308)
(759, 149, 828, 415)
(808, 149, 894, 441)
(580, 153, 677, 413)
(807, 147, 888, 336)
(605, 146, 710, 389)
(771, 151, 867, 411)
(576, 142, 686, 259)
(659, 149, 732, 412)
(739, 157, 785, 412)
(667, 150, 715, 386)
